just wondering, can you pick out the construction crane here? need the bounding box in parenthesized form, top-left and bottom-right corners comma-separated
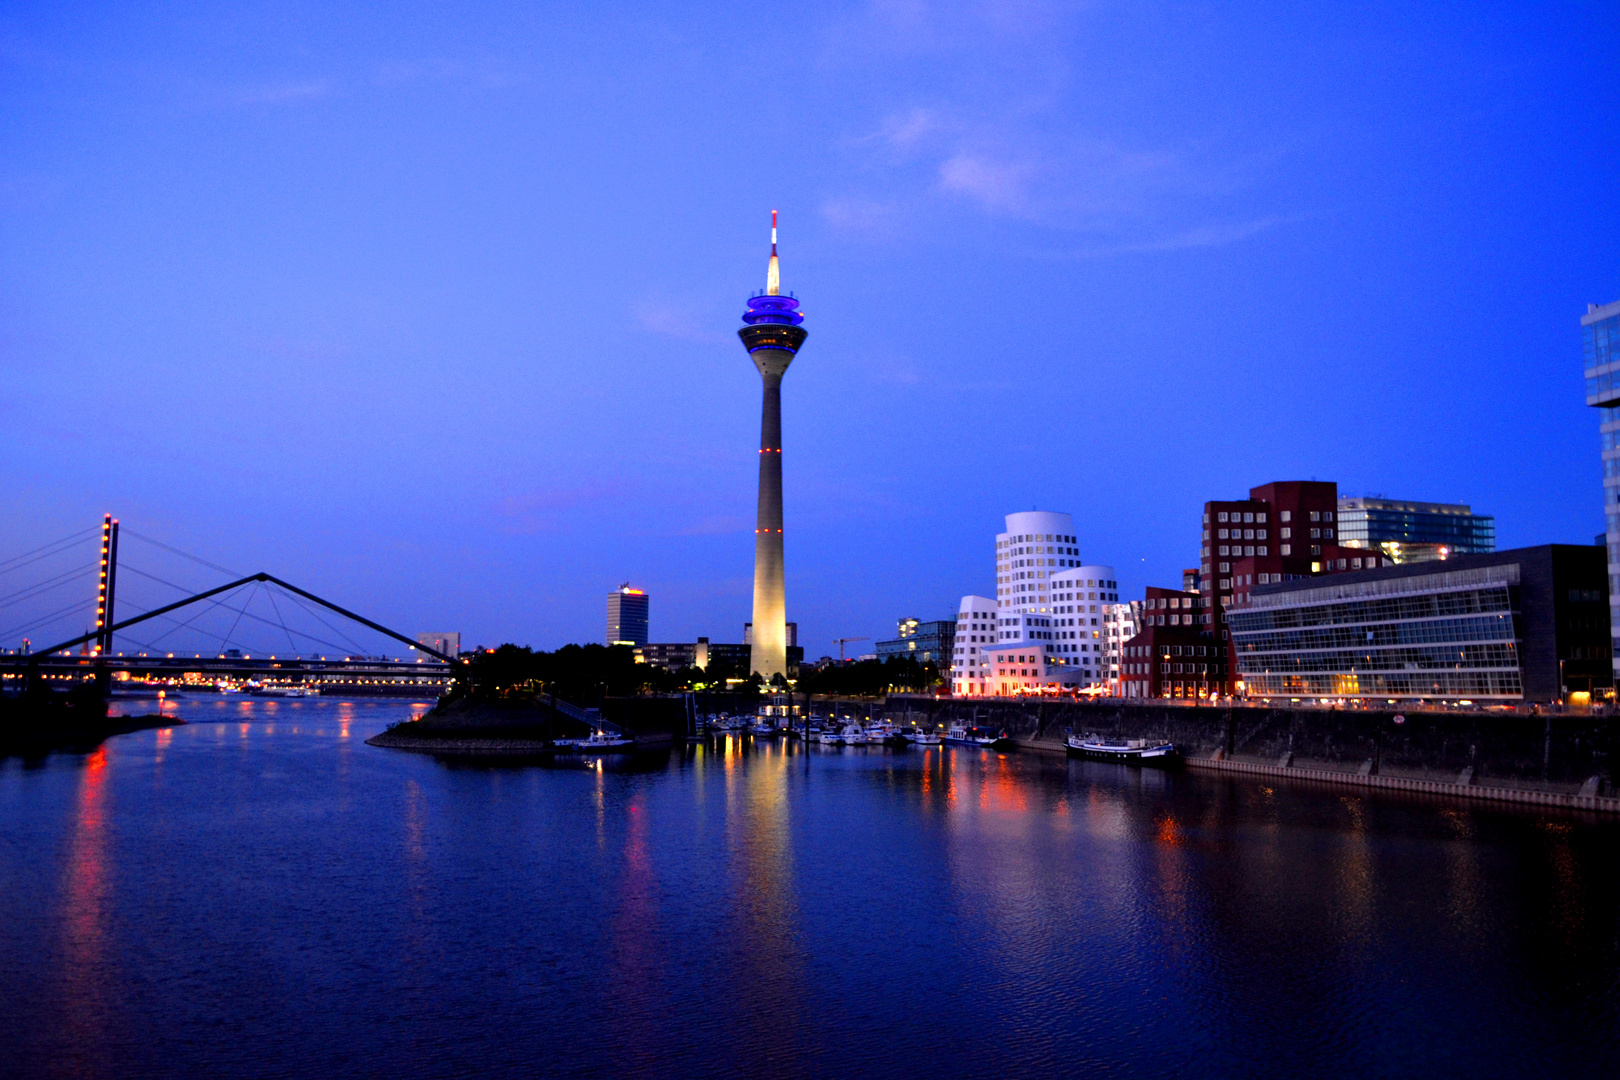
(833, 636, 870, 662)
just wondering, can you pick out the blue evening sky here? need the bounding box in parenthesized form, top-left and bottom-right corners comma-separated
(2, 2, 1617, 657)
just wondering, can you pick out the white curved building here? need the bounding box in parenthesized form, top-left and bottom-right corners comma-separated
(951, 512, 1121, 696)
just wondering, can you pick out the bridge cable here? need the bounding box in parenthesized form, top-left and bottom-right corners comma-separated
(216, 581, 256, 657)
(0, 528, 98, 577)
(0, 561, 100, 610)
(114, 566, 364, 657)
(0, 598, 98, 645)
(261, 586, 304, 656)
(113, 567, 270, 656)
(119, 528, 242, 580)
(110, 567, 253, 652)
(272, 585, 373, 657)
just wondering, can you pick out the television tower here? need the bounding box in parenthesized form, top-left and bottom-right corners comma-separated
(738, 211, 807, 681)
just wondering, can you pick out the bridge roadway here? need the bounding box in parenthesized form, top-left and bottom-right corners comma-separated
(0, 654, 452, 698)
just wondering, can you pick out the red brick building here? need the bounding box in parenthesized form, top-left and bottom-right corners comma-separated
(1119, 585, 1229, 698)
(1120, 481, 1395, 700)
(1202, 480, 1393, 694)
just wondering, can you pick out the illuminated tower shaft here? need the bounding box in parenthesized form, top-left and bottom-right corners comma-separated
(738, 213, 807, 680)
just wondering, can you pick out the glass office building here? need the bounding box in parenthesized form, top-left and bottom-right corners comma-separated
(1336, 497, 1495, 563)
(1586, 299, 1620, 683)
(1228, 545, 1610, 702)
(1229, 565, 1522, 699)
(875, 617, 956, 666)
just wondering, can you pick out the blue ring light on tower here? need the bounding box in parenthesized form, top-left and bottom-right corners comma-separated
(740, 294, 807, 354)
(738, 210, 808, 356)
(742, 294, 804, 327)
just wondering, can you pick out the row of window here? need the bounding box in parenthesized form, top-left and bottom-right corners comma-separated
(1243, 671, 1524, 697)
(1125, 644, 1218, 658)
(1235, 643, 1521, 674)
(1228, 587, 1513, 633)
(1232, 614, 1518, 653)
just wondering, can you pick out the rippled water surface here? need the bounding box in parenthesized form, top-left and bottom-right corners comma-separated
(2, 696, 1618, 1079)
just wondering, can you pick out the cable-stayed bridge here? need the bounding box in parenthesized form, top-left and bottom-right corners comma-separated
(0, 517, 456, 698)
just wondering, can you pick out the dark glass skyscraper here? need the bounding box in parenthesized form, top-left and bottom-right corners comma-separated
(1584, 298, 1620, 683)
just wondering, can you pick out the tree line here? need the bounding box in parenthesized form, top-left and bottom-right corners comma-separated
(451, 644, 942, 704)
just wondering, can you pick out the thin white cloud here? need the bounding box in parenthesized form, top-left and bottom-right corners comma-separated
(636, 303, 729, 346)
(238, 80, 331, 106)
(937, 153, 1041, 215)
(1045, 215, 1306, 259)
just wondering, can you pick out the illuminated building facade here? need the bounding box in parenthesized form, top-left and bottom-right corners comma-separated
(1120, 587, 1227, 698)
(1336, 496, 1496, 563)
(1584, 298, 1620, 684)
(951, 597, 998, 694)
(606, 584, 649, 647)
(875, 618, 955, 666)
(1229, 545, 1611, 702)
(951, 510, 1121, 695)
(1102, 600, 1143, 691)
(1112, 480, 1395, 700)
(737, 212, 806, 680)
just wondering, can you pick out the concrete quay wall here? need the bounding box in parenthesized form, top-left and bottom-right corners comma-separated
(883, 696, 1620, 812)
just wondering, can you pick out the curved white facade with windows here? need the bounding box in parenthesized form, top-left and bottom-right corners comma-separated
(997, 512, 1084, 615)
(952, 511, 1122, 696)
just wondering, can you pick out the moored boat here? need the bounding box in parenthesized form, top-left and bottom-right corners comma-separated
(1066, 734, 1177, 763)
(574, 730, 637, 753)
(819, 721, 867, 746)
(943, 723, 1011, 749)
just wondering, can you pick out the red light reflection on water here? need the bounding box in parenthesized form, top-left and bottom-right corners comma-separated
(57, 747, 113, 1064)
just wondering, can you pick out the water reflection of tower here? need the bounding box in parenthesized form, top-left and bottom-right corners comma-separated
(738, 211, 807, 680)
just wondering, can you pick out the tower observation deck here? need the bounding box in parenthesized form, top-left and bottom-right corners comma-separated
(738, 212, 806, 680)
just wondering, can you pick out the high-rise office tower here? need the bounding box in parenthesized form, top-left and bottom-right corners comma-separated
(1583, 299, 1620, 682)
(606, 584, 649, 647)
(737, 212, 806, 680)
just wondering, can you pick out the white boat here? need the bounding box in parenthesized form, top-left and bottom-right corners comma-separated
(943, 723, 1010, 748)
(864, 720, 900, 744)
(749, 721, 779, 736)
(905, 729, 942, 746)
(574, 730, 637, 753)
(249, 685, 314, 698)
(820, 721, 867, 746)
(1066, 735, 1176, 763)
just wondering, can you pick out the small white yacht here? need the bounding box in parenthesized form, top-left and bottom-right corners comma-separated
(575, 730, 637, 752)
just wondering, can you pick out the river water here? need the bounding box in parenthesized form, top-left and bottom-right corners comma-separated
(1, 696, 1617, 1079)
